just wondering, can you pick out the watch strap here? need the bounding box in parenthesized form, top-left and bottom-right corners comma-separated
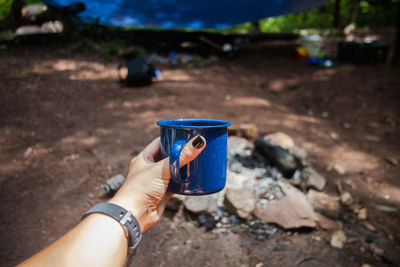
(82, 202, 142, 255)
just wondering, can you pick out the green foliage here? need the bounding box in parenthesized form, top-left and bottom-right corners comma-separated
(228, 0, 397, 33)
(357, 0, 397, 27)
(0, 0, 13, 18)
(103, 40, 127, 56)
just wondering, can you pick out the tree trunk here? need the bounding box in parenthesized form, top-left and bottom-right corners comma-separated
(333, 0, 341, 28)
(391, 3, 400, 69)
(347, 0, 360, 26)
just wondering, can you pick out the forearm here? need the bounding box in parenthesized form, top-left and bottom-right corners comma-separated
(18, 214, 128, 267)
(18, 136, 204, 267)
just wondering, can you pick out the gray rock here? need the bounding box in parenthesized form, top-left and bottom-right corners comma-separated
(224, 188, 256, 219)
(288, 146, 310, 167)
(254, 193, 318, 229)
(307, 190, 340, 219)
(228, 136, 254, 157)
(263, 132, 294, 149)
(226, 170, 256, 190)
(302, 167, 326, 191)
(254, 139, 298, 178)
(184, 195, 218, 214)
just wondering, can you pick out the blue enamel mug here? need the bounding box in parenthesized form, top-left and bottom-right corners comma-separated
(157, 119, 231, 195)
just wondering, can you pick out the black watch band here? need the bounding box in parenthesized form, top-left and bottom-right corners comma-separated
(82, 202, 142, 255)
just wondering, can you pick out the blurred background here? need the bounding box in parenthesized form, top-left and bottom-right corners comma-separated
(0, 0, 399, 266)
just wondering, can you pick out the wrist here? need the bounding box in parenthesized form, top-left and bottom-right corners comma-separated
(108, 194, 146, 233)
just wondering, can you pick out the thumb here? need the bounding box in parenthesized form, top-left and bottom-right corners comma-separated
(159, 135, 206, 178)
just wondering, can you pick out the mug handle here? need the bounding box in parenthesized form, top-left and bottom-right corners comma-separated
(169, 139, 189, 183)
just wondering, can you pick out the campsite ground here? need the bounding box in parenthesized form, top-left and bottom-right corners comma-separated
(0, 37, 399, 266)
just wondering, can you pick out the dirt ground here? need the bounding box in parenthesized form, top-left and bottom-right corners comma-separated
(0, 39, 399, 267)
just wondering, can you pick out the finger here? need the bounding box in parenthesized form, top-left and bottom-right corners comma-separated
(179, 135, 206, 166)
(141, 137, 162, 163)
(156, 192, 174, 217)
(159, 135, 206, 178)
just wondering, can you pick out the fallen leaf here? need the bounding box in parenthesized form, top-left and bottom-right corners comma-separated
(374, 205, 398, 213)
(24, 147, 32, 158)
(384, 156, 398, 166)
(362, 222, 376, 232)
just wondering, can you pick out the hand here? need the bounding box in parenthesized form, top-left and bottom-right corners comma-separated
(109, 135, 206, 232)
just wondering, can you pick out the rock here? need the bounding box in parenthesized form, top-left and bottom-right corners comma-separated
(307, 190, 340, 219)
(239, 123, 258, 140)
(316, 213, 339, 230)
(288, 146, 309, 167)
(301, 167, 326, 191)
(224, 188, 256, 219)
(263, 132, 294, 149)
(228, 125, 239, 136)
(254, 139, 298, 178)
(340, 191, 353, 206)
(254, 193, 318, 229)
(228, 136, 254, 156)
(332, 164, 346, 175)
(166, 195, 186, 211)
(357, 208, 368, 220)
(184, 195, 217, 214)
(330, 230, 347, 248)
(226, 170, 256, 190)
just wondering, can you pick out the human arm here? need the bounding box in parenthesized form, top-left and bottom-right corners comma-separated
(18, 135, 206, 267)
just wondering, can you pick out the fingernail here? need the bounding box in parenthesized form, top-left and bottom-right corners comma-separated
(192, 136, 204, 149)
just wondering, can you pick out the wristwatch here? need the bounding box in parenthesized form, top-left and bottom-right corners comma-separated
(82, 202, 142, 255)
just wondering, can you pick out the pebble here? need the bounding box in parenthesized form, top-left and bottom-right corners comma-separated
(330, 230, 347, 249)
(357, 208, 368, 220)
(340, 191, 353, 206)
